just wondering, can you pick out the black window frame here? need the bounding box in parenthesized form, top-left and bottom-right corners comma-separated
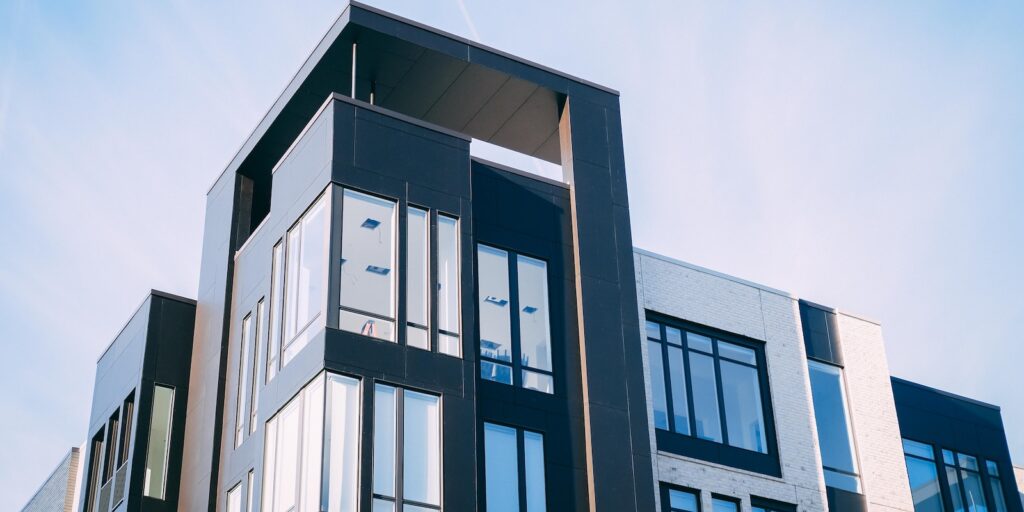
(475, 243, 556, 394)
(371, 383, 443, 512)
(658, 483, 701, 512)
(646, 312, 780, 476)
(117, 391, 135, 468)
(84, 429, 104, 512)
(939, 448, 1003, 512)
(710, 494, 742, 512)
(751, 496, 798, 512)
(481, 421, 548, 512)
(102, 408, 120, 483)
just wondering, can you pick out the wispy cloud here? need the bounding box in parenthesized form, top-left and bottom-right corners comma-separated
(454, 0, 481, 42)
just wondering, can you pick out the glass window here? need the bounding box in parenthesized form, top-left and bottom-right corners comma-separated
(118, 392, 135, 467)
(807, 360, 861, 493)
(437, 215, 461, 356)
(340, 189, 397, 342)
(690, 352, 722, 442)
(247, 471, 254, 512)
(227, 483, 242, 512)
(902, 439, 945, 512)
(283, 194, 328, 363)
(250, 299, 264, 434)
(236, 313, 253, 448)
(750, 498, 797, 512)
(720, 359, 767, 452)
(939, 451, 989, 512)
(263, 373, 360, 512)
(666, 488, 698, 512)
(373, 385, 442, 511)
(647, 319, 771, 454)
(712, 498, 739, 512)
(103, 410, 119, 482)
(268, 241, 284, 382)
(985, 461, 1009, 512)
(648, 339, 669, 430)
(478, 245, 513, 380)
(484, 423, 546, 512)
(143, 384, 174, 499)
(407, 207, 430, 350)
(478, 245, 555, 393)
(85, 432, 103, 512)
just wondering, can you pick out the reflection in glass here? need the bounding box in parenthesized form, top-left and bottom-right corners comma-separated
(689, 352, 722, 442)
(406, 208, 429, 349)
(668, 489, 698, 512)
(403, 392, 440, 506)
(808, 360, 860, 492)
(484, 423, 520, 512)
(721, 360, 767, 453)
(517, 256, 551, 373)
(712, 498, 738, 512)
(341, 190, 396, 341)
(373, 385, 397, 498)
(947, 465, 966, 512)
(905, 455, 945, 512)
(648, 340, 669, 430)
(226, 484, 242, 512)
(437, 215, 461, 356)
(481, 360, 513, 385)
(478, 245, 512, 362)
(325, 375, 361, 512)
(522, 370, 554, 394)
(282, 194, 328, 364)
(143, 385, 174, 499)
(524, 431, 547, 512)
(960, 469, 987, 512)
(666, 346, 690, 435)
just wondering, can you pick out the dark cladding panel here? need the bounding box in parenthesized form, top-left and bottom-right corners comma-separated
(799, 300, 843, 366)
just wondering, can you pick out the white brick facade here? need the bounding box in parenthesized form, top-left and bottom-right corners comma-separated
(634, 249, 913, 512)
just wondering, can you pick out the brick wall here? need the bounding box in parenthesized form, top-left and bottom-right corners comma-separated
(634, 249, 912, 512)
(20, 446, 81, 512)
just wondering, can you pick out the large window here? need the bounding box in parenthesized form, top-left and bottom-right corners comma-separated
(373, 385, 442, 511)
(263, 373, 361, 512)
(436, 214, 461, 357)
(143, 384, 174, 499)
(407, 207, 430, 350)
(943, 450, 989, 512)
(903, 439, 944, 512)
(282, 193, 329, 365)
(984, 460, 1009, 512)
(807, 360, 861, 493)
(236, 312, 253, 448)
(477, 245, 554, 394)
(483, 423, 547, 512)
(646, 319, 770, 454)
(340, 189, 397, 342)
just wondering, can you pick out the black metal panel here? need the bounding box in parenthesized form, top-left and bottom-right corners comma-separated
(799, 300, 843, 366)
(826, 486, 868, 512)
(892, 377, 1023, 512)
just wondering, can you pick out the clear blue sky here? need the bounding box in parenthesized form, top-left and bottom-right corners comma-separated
(2, 0, 1022, 508)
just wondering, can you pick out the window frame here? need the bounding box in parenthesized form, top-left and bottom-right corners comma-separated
(940, 449, 991, 512)
(807, 358, 862, 493)
(250, 298, 264, 434)
(372, 383, 443, 512)
(281, 191, 330, 365)
(118, 391, 135, 468)
(646, 313, 780, 476)
(750, 496, 798, 512)
(476, 243, 556, 394)
(901, 438, 945, 512)
(235, 311, 253, 448)
(481, 421, 548, 512)
(658, 483, 701, 512)
(143, 383, 175, 500)
(338, 188, 399, 342)
(710, 495, 741, 512)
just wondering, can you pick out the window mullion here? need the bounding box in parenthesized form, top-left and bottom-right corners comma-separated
(508, 254, 523, 389)
(397, 199, 409, 348)
(659, 337, 676, 433)
(429, 210, 439, 353)
(711, 340, 730, 447)
(681, 338, 698, 439)
(396, 388, 405, 509)
(517, 429, 528, 512)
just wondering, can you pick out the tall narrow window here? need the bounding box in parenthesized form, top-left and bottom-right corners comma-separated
(143, 384, 174, 499)
(517, 256, 553, 393)
(646, 319, 771, 455)
(282, 194, 328, 364)
(477, 245, 554, 393)
(902, 439, 945, 512)
(227, 483, 242, 512)
(373, 385, 442, 511)
(250, 299, 264, 434)
(807, 360, 861, 493)
(483, 423, 547, 512)
(340, 190, 397, 342)
(103, 410, 120, 482)
(268, 241, 284, 381)
(118, 392, 135, 467)
(437, 215, 460, 356)
(985, 460, 1009, 512)
(406, 207, 430, 350)
(85, 431, 104, 512)
(247, 471, 255, 512)
(478, 246, 513, 385)
(236, 312, 252, 448)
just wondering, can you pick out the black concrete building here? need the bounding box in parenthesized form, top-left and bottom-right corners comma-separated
(893, 377, 1022, 512)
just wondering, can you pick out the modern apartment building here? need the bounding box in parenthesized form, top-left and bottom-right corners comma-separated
(61, 3, 1021, 512)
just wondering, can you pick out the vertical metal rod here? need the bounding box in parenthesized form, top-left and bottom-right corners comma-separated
(351, 42, 358, 99)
